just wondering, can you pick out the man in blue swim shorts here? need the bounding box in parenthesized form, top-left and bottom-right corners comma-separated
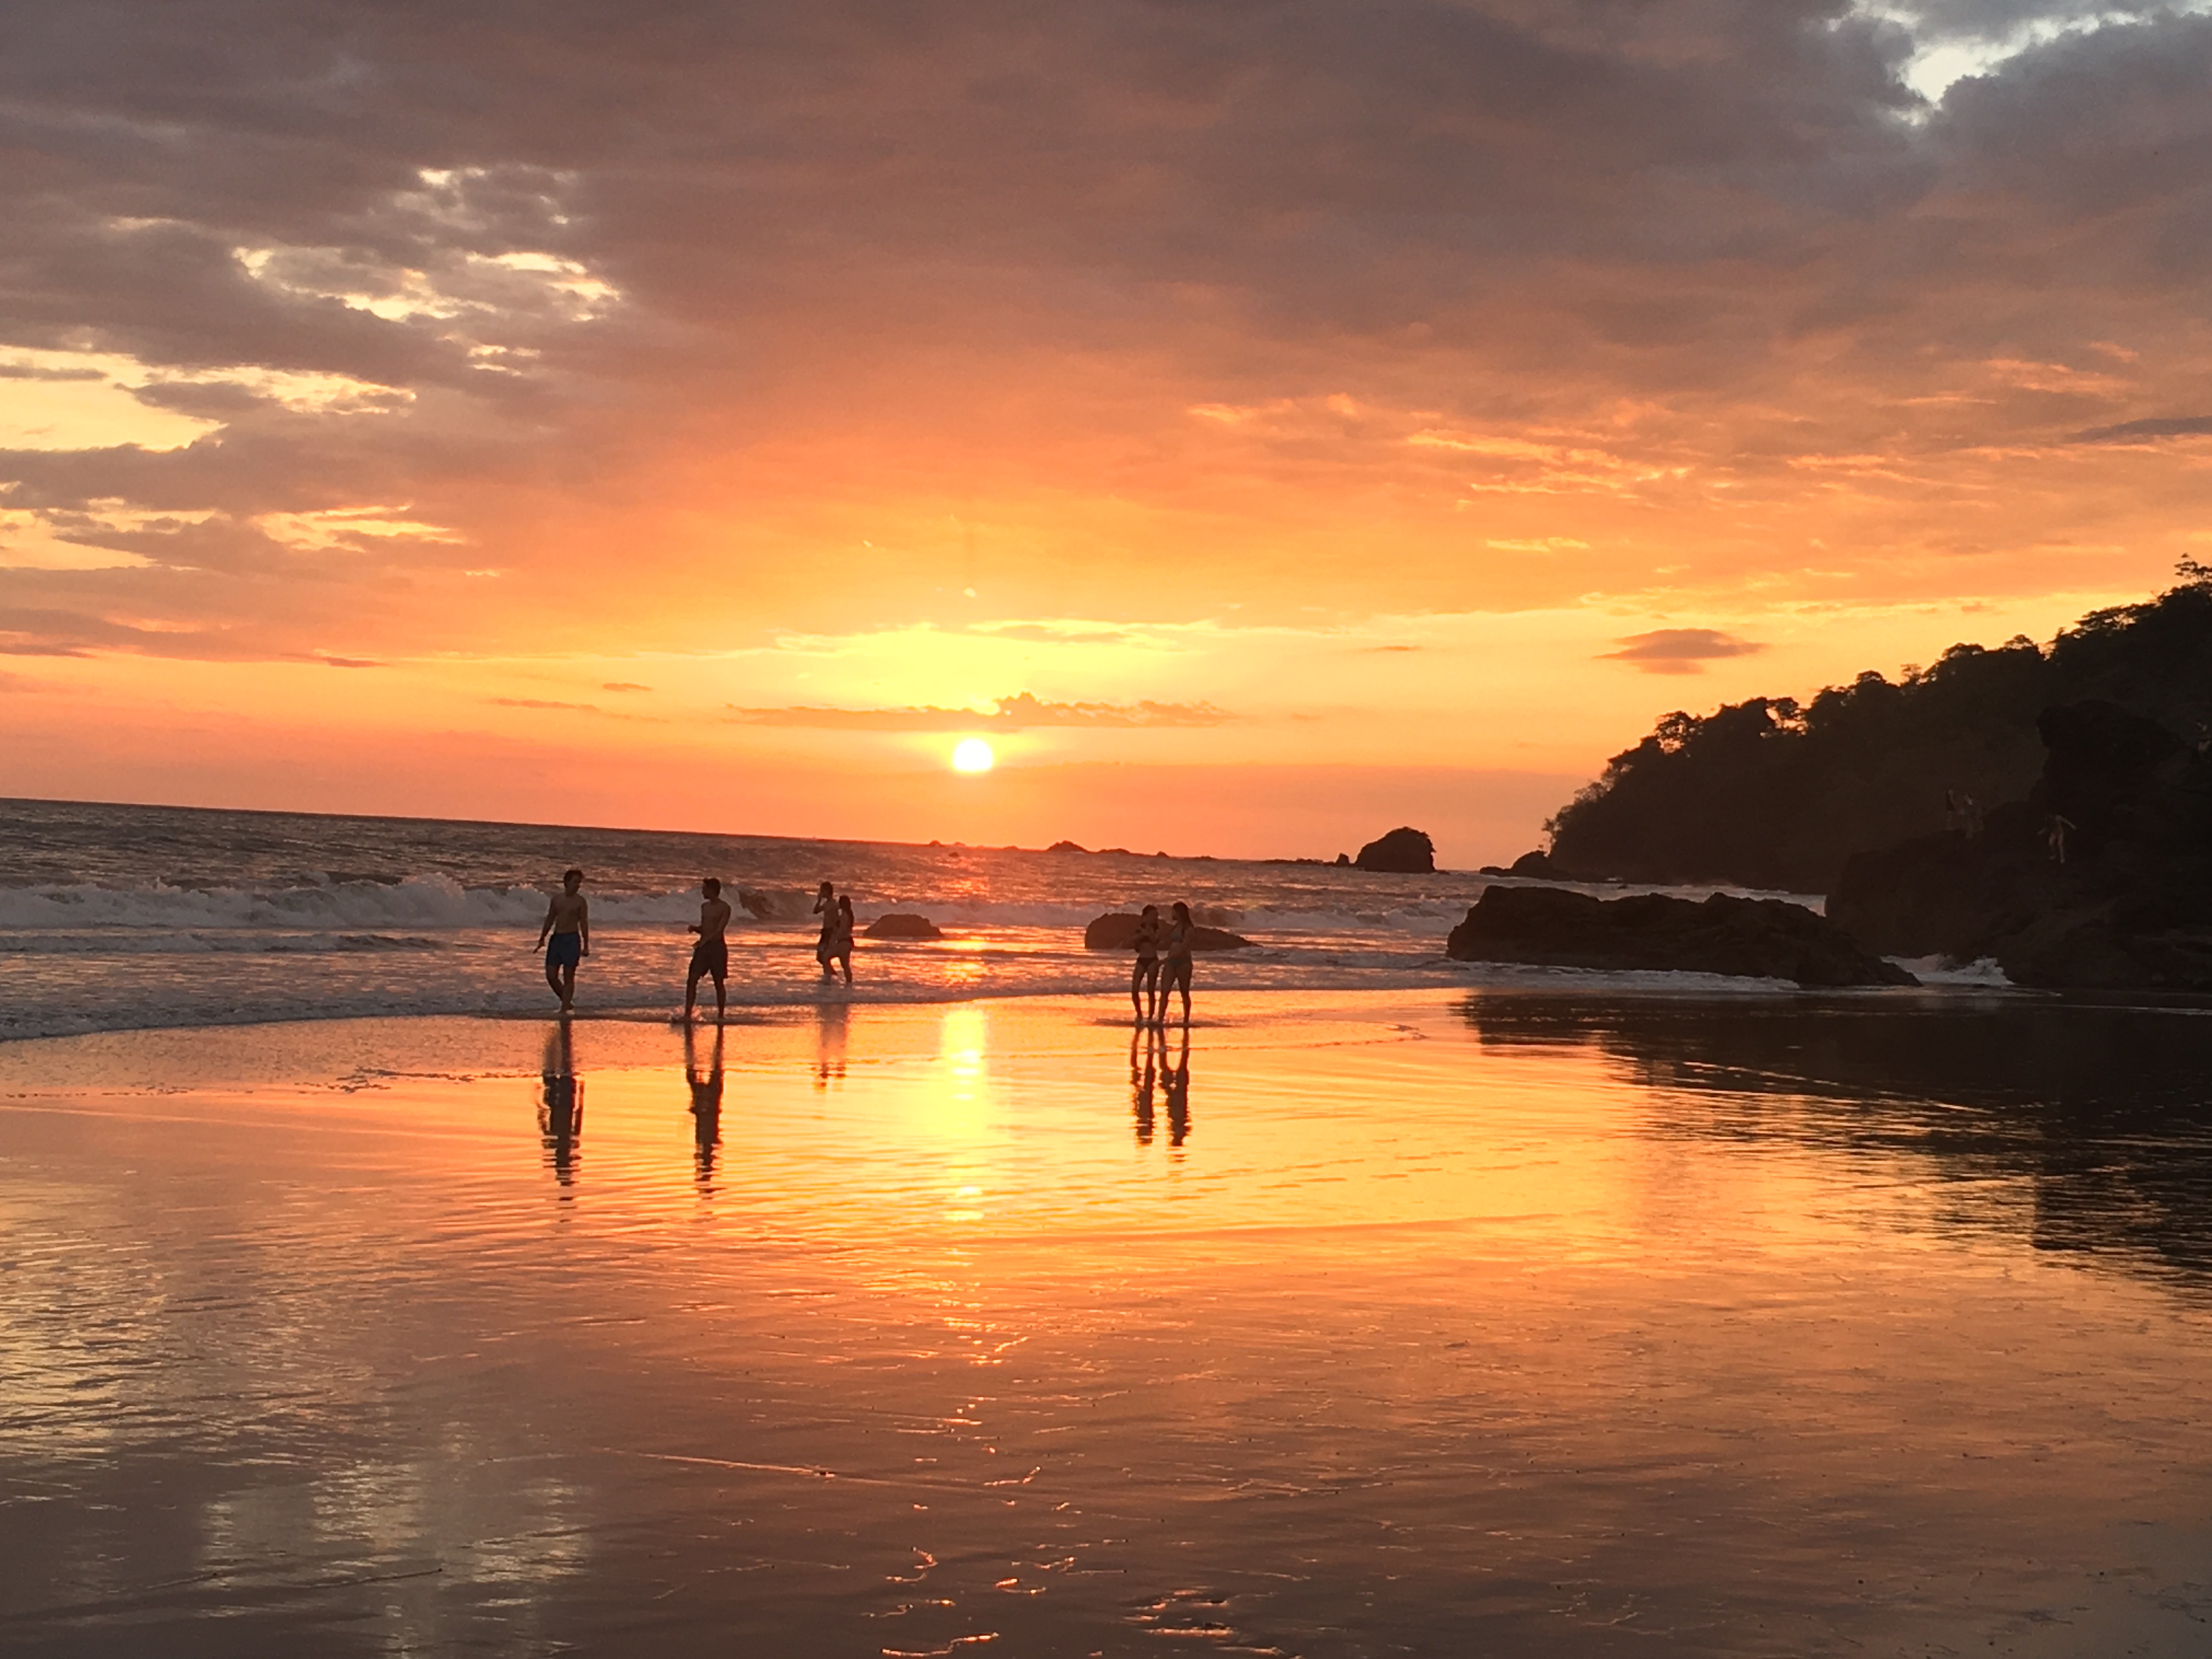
(685, 877, 733, 1023)
(536, 867, 590, 1013)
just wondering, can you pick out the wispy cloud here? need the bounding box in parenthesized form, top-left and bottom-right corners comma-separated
(1598, 629, 1765, 675)
(723, 691, 1229, 730)
(2073, 415, 2212, 444)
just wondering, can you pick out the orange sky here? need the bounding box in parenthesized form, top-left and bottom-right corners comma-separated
(5, 2, 2212, 864)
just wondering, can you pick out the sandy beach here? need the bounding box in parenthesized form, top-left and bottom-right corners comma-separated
(7, 988, 2212, 1656)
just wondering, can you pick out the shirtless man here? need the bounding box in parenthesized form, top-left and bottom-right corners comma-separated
(686, 877, 734, 1022)
(535, 867, 590, 1013)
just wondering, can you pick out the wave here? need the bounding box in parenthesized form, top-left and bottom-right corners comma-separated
(0, 874, 691, 933)
(0, 874, 1493, 940)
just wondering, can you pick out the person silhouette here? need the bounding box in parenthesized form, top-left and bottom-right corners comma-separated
(686, 1022, 724, 1186)
(538, 1022, 584, 1185)
(1130, 904, 1163, 1023)
(1156, 900, 1195, 1028)
(813, 881, 838, 980)
(830, 894, 855, 985)
(686, 877, 733, 1023)
(535, 868, 590, 1013)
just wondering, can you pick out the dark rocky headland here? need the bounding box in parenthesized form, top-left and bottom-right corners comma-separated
(1521, 571, 2212, 991)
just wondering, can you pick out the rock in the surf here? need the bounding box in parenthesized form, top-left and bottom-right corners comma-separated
(1354, 827, 1436, 873)
(864, 912, 944, 940)
(1446, 884, 1915, 988)
(1084, 912, 1252, 951)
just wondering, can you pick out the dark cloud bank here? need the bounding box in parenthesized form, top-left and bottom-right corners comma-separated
(4, 1, 2211, 658)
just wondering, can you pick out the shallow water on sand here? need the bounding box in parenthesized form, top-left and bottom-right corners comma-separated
(4, 990, 2212, 1656)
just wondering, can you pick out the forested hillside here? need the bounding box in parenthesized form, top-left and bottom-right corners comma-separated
(1544, 571, 2212, 892)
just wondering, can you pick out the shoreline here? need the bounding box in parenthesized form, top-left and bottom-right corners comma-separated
(0, 970, 2029, 1054)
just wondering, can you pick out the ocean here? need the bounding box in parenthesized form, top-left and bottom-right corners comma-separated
(0, 795, 1777, 1042)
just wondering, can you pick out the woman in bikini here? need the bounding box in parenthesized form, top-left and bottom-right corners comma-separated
(1157, 900, 1195, 1028)
(1130, 903, 1163, 1022)
(830, 894, 856, 985)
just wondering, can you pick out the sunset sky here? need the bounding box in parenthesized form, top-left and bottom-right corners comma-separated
(5, 0, 2211, 863)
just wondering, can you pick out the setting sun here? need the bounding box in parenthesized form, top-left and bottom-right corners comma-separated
(951, 737, 995, 774)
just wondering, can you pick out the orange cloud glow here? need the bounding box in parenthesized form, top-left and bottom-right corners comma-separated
(6, 2, 2212, 860)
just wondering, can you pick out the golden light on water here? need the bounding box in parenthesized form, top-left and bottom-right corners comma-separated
(951, 737, 995, 774)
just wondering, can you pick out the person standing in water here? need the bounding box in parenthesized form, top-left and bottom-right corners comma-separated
(813, 881, 838, 981)
(1130, 904, 1163, 1022)
(829, 893, 856, 985)
(685, 877, 733, 1023)
(535, 867, 590, 1013)
(1156, 900, 1195, 1028)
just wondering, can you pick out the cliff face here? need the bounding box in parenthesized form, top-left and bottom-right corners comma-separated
(1828, 701, 2212, 990)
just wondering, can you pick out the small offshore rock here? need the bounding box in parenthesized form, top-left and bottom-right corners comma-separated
(1355, 827, 1436, 873)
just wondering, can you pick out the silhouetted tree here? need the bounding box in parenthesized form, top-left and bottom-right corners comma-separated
(1544, 568, 2212, 890)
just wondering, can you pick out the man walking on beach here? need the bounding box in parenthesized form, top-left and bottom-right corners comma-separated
(686, 877, 733, 1022)
(537, 867, 590, 1013)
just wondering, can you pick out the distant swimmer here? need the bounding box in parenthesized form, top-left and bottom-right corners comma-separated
(1156, 900, 1195, 1028)
(686, 877, 733, 1023)
(829, 894, 856, 985)
(535, 867, 590, 1013)
(1130, 903, 1164, 1022)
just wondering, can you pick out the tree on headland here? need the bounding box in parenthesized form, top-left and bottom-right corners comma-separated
(1544, 567, 2212, 892)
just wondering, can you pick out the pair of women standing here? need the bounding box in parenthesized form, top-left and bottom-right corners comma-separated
(813, 881, 854, 984)
(1130, 901, 1194, 1026)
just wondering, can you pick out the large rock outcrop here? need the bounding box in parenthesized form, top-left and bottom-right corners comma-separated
(1355, 827, 1436, 873)
(864, 913, 943, 940)
(1447, 885, 1916, 988)
(1084, 913, 1252, 951)
(1828, 700, 2212, 990)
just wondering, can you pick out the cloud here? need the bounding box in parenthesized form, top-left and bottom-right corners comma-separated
(490, 696, 598, 711)
(2072, 415, 2212, 443)
(724, 691, 1230, 730)
(601, 681, 651, 692)
(2, 0, 2210, 677)
(1598, 629, 1768, 674)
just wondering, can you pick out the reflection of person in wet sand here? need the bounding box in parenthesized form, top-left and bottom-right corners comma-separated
(1156, 900, 1195, 1028)
(535, 867, 590, 1013)
(814, 1002, 849, 1089)
(539, 1022, 584, 1183)
(1163, 1025, 1191, 1148)
(686, 1022, 724, 1183)
(686, 877, 733, 1023)
(1131, 1023, 1159, 1144)
(1130, 904, 1163, 1023)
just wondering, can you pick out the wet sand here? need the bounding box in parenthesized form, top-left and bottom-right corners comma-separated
(5, 990, 2211, 1655)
